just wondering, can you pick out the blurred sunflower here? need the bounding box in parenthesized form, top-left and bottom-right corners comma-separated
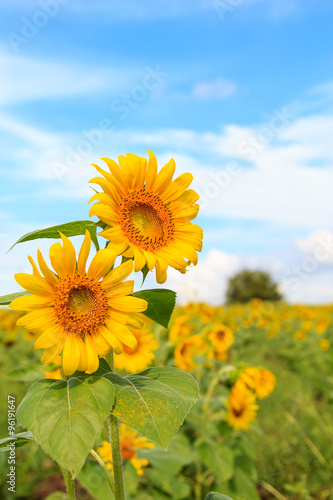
(208, 324, 234, 353)
(97, 424, 155, 476)
(89, 151, 203, 284)
(226, 381, 258, 431)
(240, 367, 276, 399)
(174, 334, 205, 371)
(9, 231, 147, 376)
(114, 326, 158, 373)
(320, 339, 330, 351)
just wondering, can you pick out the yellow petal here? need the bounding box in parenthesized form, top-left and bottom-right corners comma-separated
(101, 260, 133, 289)
(91, 332, 111, 357)
(17, 308, 56, 332)
(60, 233, 77, 277)
(49, 242, 67, 278)
(89, 203, 118, 226)
(109, 296, 147, 313)
(14, 273, 55, 296)
(77, 337, 88, 371)
(108, 310, 146, 329)
(106, 280, 134, 298)
(62, 335, 80, 376)
(99, 325, 123, 354)
(87, 248, 117, 280)
(41, 335, 66, 365)
(37, 249, 59, 286)
(84, 334, 99, 374)
(153, 158, 175, 195)
(9, 294, 53, 311)
(145, 150, 157, 191)
(104, 319, 137, 350)
(163, 172, 193, 204)
(77, 230, 91, 275)
(28, 256, 41, 277)
(133, 247, 146, 272)
(34, 324, 64, 350)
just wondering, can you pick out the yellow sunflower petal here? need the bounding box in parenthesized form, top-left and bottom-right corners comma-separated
(99, 325, 123, 354)
(49, 242, 67, 278)
(15, 272, 55, 297)
(9, 294, 53, 311)
(163, 173, 193, 204)
(17, 308, 55, 331)
(109, 296, 148, 313)
(101, 260, 133, 289)
(77, 337, 88, 372)
(28, 256, 41, 277)
(60, 233, 77, 277)
(106, 280, 134, 298)
(84, 334, 100, 374)
(62, 335, 80, 376)
(153, 158, 175, 195)
(77, 230, 91, 275)
(91, 332, 111, 357)
(34, 324, 64, 350)
(87, 248, 117, 280)
(37, 249, 59, 286)
(145, 150, 158, 191)
(105, 319, 137, 350)
(40, 335, 66, 365)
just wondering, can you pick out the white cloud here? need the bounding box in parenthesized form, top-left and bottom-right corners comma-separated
(0, 51, 135, 105)
(192, 78, 236, 100)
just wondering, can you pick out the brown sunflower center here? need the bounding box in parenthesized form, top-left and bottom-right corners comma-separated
(54, 274, 108, 336)
(232, 403, 245, 418)
(119, 189, 175, 251)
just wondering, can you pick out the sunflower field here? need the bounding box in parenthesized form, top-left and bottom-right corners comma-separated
(0, 153, 332, 500)
(1, 298, 333, 500)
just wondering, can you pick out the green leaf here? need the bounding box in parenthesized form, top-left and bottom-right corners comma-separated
(78, 461, 114, 500)
(140, 264, 150, 286)
(17, 376, 115, 477)
(132, 289, 176, 328)
(8, 220, 100, 253)
(45, 494, 67, 500)
(105, 367, 199, 450)
(0, 432, 36, 451)
(197, 441, 234, 481)
(138, 434, 194, 475)
(0, 291, 29, 306)
(146, 469, 191, 500)
(206, 494, 234, 500)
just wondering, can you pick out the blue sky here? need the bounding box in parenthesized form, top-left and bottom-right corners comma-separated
(0, 0, 333, 303)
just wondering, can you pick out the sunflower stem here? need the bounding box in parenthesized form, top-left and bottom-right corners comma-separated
(106, 349, 125, 499)
(58, 464, 76, 500)
(108, 414, 126, 500)
(105, 348, 114, 371)
(90, 449, 115, 495)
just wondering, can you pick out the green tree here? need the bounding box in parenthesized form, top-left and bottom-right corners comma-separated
(225, 269, 282, 304)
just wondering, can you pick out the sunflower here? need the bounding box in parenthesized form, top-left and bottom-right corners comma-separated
(174, 334, 206, 372)
(9, 231, 147, 376)
(226, 381, 258, 431)
(97, 424, 155, 476)
(114, 326, 158, 373)
(240, 367, 276, 399)
(320, 339, 330, 351)
(208, 324, 234, 353)
(88, 151, 203, 284)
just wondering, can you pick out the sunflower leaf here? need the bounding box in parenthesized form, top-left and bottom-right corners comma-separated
(0, 432, 36, 452)
(132, 289, 176, 328)
(104, 367, 199, 450)
(7, 220, 100, 253)
(16, 376, 115, 477)
(0, 291, 30, 306)
(205, 494, 234, 500)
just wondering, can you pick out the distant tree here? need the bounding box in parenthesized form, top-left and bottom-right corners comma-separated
(225, 269, 283, 304)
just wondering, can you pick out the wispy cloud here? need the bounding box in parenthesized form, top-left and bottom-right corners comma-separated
(192, 78, 237, 100)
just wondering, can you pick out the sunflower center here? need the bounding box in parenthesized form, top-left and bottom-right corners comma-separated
(232, 403, 245, 417)
(54, 274, 108, 336)
(119, 189, 175, 251)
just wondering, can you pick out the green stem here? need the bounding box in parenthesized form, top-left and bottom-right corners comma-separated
(201, 376, 219, 438)
(109, 414, 126, 500)
(105, 348, 114, 371)
(90, 449, 115, 495)
(58, 464, 76, 500)
(105, 348, 125, 500)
